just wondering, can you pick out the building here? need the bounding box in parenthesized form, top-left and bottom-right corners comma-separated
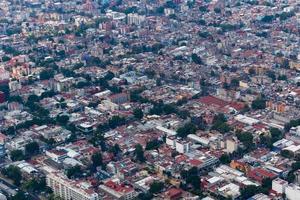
(248, 168, 277, 184)
(272, 178, 288, 194)
(46, 172, 98, 200)
(226, 138, 238, 153)
(99, 179, 137, 200)
(127, 13, 145, 25)
(175, 140, 190, 154)
(285, 184, 300, 200)
(166, 136, 190, 153)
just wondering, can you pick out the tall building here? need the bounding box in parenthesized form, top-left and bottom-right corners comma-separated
(127, 13, 145, 25)
(46, 172, 98, 200)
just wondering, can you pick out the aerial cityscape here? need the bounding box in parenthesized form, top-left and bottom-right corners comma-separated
(0, 0, 299, 199)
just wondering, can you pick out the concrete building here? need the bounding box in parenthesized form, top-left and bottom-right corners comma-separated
(99, 179, 137, 200)
(46, 172, 98, 200)
(175, 140, 190, 154)
(285, 184, 300, 200)
(226, 138, 238, 153)
(272, 178, 288, 194)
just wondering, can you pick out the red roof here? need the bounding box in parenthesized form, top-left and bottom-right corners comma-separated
(248, 168, 277, 183)
(104, 181, 134, 194)
(198, 95, 228, 108)
(189, 159, 203, 167)
(165, 188, 182, 199)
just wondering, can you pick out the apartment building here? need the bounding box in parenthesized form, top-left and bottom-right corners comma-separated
(46, 172, 98, 200)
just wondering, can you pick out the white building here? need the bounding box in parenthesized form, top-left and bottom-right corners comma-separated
(226, 139, 238, 153)
(165, 136, 190, 153)
(127, 13, 145, 25)
(176, 140, 190, 154)
(285, 184, 300, 200)
(272, 178, 288, 194)
(46, 172, 98, 200)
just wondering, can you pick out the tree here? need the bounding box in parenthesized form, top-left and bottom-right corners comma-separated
(177, 123, 197, 138)
(2, 165, 22, 186)
(214, 7, 221, 13)
(149, 181, 164, 194)
(261, 178, 272, 194)
(133, 108, 144, 119)
(251, 98, 266, 110)
(10, 191, 30, 200)
(91, 152, 103, 170)
(0, 84, 10, 100)
(25, 141, 40, 156)
(23, 177, 47, 192)
(270, 128, 283, 143)
(27, 94, 40, 103)
(281, 149, 293, 158)
(56, 115, 69, 125)
(2, 55, 11, 62)
(137, 192, 153, 200)
(211, 114, 231, 134)
(236, 132, 254, 150)
(8, 95, 23, 103)
(191, 53, 203, 65)
(230, 78, 239, 88)
(66, 165, 82, 179)
(109, 144, 122, 157)
(220, 154, 231, 164)
(10, 150, 25, 161)
(134, 144, 145, 163)
(108, 116, 126, 129)
(181, 167, 201, 189)
(40, 69, 54, 80)
(146, 139, 162, 150)
(241, 185, 261, 199)
(287, 171, 295, 183)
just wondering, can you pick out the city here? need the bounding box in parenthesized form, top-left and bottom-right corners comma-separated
(0, 0, 299, 200)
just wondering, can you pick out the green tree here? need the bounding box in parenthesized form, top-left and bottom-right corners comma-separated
(146, 139, 162, 150)
(10, 191, 30, 200)
(25, 141, 40, 156)
(270, 128, 283, 143)
(251, 98, 266, 110)
(134, 144, 145, 163)
(23, 177, 47, 192)
(91, 152, 103, 170)
(191, 53, 203, 65)
(219, 154, 231, 164)
(109, 144, 122, 157)
(56, 115, 69, 125)
(40, 69, 54, 80)
(177, 123, 197, 138)
(133, 108, 144, 119)
(281, 149, 293, 158)
(108, 116, 126, 129)
(27, 94, 40, 103)
(2, 165, 22, 186)
(149, 181, 164, 194)
(236, 132, 254, 150)
(241, 185, 261, 199)
(8, 95, 23, 103)
(66, 165, 82, 179)
(261, 178, 272, 193)
(10, 150, 25, 161)
(0, 84, 10, 100)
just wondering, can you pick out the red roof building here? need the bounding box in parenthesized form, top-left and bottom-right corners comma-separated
(248, 168, 277, 183)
